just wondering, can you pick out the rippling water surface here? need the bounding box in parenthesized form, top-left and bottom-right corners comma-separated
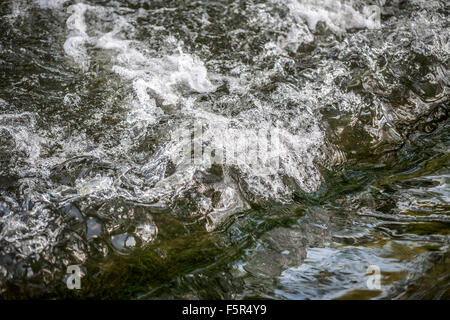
(0, 0, 449, 299)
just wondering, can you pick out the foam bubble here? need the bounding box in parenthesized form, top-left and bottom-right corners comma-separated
(36, 0, 69, 9)
(64, 4, 216, 127)
(64, 3, 91, 70)
(280, 0, 382, 34)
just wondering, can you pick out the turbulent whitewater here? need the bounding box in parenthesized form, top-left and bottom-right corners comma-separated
(0, 0, 448, 299)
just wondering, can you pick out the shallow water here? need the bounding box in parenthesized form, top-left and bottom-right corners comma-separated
(0, 0, 448, 299)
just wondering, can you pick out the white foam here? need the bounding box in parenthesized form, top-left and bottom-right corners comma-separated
(112, 50, 217, 107)
(164, 86, 324, 200)
(37, 0, 69, 9)
(63, 3, 91, 70)
(59, 1, 330, 230)
(63, 4, 216, 127)
(280, 0, 382, 34)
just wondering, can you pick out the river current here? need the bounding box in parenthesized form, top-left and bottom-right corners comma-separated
(0, 0, 449, 299)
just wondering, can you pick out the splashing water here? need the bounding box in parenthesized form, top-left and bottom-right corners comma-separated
(0, 0, 448, 299)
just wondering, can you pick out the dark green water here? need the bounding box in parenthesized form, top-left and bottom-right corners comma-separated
(0, 0, 448, 299)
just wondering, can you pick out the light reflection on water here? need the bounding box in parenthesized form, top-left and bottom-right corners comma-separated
(0, 0, 448, 299)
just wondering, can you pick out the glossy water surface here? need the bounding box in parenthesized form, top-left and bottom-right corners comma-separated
(0, 0, 449, 299)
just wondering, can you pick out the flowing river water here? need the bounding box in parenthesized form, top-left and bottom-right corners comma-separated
(0, 0, 449, 299)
